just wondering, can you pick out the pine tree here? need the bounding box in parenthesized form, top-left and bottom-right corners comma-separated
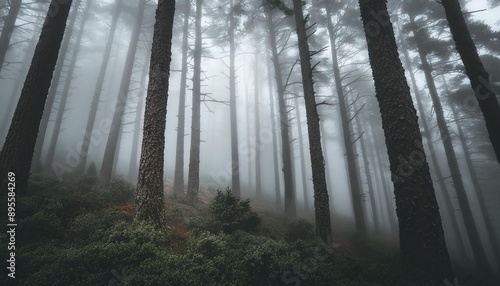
(292, 0, 332, 243)
(0, 0, 74, 196)
(135, 0, 175, 228)
(441, 0, 500, 165)
(357, 0, 452, 281)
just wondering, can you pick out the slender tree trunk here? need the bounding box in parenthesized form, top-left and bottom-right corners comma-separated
(186, 0, 203, 205)
(368, 123, 398, 232)
(292, 0, 332, 243)
(0, 0, 21, 74)
(264, 7, 295, 219)
(293, 95, 309, 212)
(358, 0, 452, 280)
(441, 0, 500, 165)
(443, 76, 500, 271)
(266, 53, 282, 210)
(135, 0, 175, 229)
(100, 0, 146, 184)
(325, 3, 365, 234)
(77, 0, 122, 174)
(129, 50, 151, 183)
(0, 0, 74, 197)
(173, 0, 190, 198)
(45, 0, 91, 168)
(399, 31, 468, 258)
(31, 0, 81, 170)
(253, 51, 263, 200)
(245, 74, 252, 192)
(354, 103, 379, 233)
(0, 27, 38, 146)
(228, 0, 241, 196)
(408, 13, 492, 275)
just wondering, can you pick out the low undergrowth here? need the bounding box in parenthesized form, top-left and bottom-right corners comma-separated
(0, 175, 482, 285)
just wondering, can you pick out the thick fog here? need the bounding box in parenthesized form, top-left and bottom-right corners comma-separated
(1, 0, 500, 275)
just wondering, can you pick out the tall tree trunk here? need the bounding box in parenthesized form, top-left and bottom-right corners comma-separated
(31, 0, 82, 170)
(0, 27, 39, 146)
(441, 0, 500, 165)
(264, 7, 295, 219)
(358, 0, 452, 281)
(129, 50, 151, 183)
(368, 122, 398, 232)
(0, 0, 21, 74)
(354, 103, 379, 233)
(77, 0, 122, 174)
(253, 51, 263, 199)
(228, 0, 241, 196)
(442, 76, 500, 271)
(294, 95, 309, 212)
(266, 53, 282, 210)
(0, 0, 74, 197)
(173, 0, 190, 198)
(325, 3, 365, 234)
(399, 30, 468, 258)
(408, 13, 492, 275)
(135, 0, 175, 229)
(292, 0, 332, 243)
(100, 0, 146, 184)
(186, 0, 203, 205)
(45, 0, 91, 168)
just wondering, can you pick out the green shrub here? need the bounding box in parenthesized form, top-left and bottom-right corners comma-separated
(285, 219, 315, 242)
(209, 188, 261, 233)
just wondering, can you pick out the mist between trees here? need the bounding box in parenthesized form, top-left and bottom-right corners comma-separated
(1, 0, 500, 284)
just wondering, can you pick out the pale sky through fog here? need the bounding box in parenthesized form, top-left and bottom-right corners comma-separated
(467, 0, 500, 29)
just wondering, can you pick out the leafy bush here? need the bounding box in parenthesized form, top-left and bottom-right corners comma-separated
(285, 219, 315, 242)
(10, 174, 455, 286)
(209, 188, 261, 233)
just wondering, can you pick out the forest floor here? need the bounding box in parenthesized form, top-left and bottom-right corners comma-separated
(0, 174, 495, 286)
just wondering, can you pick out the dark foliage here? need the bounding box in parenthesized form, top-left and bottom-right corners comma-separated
(0, 175, 459, 286)
(208, 188, 261, 233)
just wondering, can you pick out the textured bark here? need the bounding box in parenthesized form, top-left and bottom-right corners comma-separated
(0, 0, 73, 196)
(77, 0, 122, 174)
(128, 50, 151, 183)
(292, 0, 332, 243)
(135, 0, 175, 229)
(264, 6, 295, 219)
(100, 0, 146, 184)
(325, 3, 365, 234)
(399, 32, 468, 257)
(229, 0, 241, 196)
(0, 0, 21, 73)
(294, 95, 309, 212)
(266, 53, 282, 210)
(31, 0, 82, 170)
(172, 0, 190, 198)
(408, 13, 491, 275)
(441, 0, 500, 165)
(186, 0, 203, 205)
(358, 0, 452, 281)
(45, 0, 91, 168)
